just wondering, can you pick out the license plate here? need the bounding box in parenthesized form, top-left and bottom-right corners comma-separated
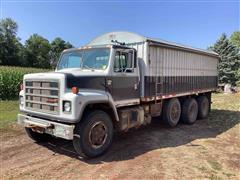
(55, 126, 65, 137)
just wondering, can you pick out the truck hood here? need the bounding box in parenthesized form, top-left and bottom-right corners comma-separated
(24, 71, 65, 80)
(56, 68, 109, 77)
(24, 70, 107, 91)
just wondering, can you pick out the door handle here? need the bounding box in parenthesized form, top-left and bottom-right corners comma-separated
(134, 83, 138, 90)
(107, 79, 112, 86)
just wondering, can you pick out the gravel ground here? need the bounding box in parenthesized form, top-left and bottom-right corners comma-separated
(1, 93, 240, 180)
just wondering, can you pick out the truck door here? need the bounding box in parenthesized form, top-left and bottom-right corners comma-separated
(109, 48, 140, 105)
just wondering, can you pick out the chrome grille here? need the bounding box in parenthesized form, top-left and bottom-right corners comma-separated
(25, 80, 60, 114)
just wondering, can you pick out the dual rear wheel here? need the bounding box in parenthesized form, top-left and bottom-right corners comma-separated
(181, 98, 198, 124)
(162, 95, 210, 127)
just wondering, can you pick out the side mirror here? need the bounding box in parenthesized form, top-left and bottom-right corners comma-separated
(114, 48, 136, 73)
(133, 50, 137, 68)
(124, 50, 135, 73)
(130, 49, 137, 68)
(124, 49, 136, 73)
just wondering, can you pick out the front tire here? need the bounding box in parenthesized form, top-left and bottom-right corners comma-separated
(162, 98, 181, 127)
(73, 110, 113, 158)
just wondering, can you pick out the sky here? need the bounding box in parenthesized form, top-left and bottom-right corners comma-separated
(0, 0, 239, 49)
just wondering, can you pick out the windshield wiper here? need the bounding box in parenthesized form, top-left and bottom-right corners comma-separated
(82, 65, 95, 71)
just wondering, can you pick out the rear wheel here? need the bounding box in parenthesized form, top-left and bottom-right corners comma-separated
(181, 98, 198, 124)
(197, 96, 210, 119)
(162, 98, 181, 127)
(73, 110, 113, 158)
(25, 127, 50, 142)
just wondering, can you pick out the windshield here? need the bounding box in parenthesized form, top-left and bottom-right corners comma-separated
(57, 48, 110, 70)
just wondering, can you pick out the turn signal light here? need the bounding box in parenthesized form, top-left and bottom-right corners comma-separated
(72, 87, 79, 94)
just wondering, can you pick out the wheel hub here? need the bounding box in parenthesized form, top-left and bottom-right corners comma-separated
(171, 103, 180, 120)
(89, 121, 107, 149)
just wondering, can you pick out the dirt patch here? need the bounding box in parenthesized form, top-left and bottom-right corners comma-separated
(1, 94, 240, 180)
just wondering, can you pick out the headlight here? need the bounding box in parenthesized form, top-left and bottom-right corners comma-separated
(63, 101, 71, 112)
(19, 96, 24, 106)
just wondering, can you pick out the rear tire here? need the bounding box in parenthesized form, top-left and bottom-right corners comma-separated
(25, 127, 50, 142)
(197, 96, 210, 119)
(73, 110, 113, 158)
(162, 98, 181, 127)
(181, 98, 198, 124)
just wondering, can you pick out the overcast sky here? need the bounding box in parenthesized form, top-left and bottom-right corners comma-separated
(1, 0, 239, 49)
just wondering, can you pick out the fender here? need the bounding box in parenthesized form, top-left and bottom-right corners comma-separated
(77, 89, 119, 122)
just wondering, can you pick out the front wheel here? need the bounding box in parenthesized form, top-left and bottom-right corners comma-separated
(73, 110, 113, 158)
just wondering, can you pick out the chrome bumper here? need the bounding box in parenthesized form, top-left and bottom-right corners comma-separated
(18, 114, 75, 140)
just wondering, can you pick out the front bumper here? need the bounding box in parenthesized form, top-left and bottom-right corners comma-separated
(18, 114, 75, 140)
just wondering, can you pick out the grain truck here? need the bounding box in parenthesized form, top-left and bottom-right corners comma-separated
(18, 32, 219, 157)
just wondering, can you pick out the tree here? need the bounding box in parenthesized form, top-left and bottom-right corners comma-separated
(230, 31, 240, 48)
(49, 37, 73, 68)
(210, 34, 240, 85)
(0, 18, 23, 66)
(24, 34, 51, 68)
(236, 68, 240, 86)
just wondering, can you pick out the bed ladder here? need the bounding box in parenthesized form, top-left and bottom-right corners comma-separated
(155, 50, 163, 102)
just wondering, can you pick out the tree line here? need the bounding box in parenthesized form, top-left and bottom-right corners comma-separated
(0, 18, 73, 69)
(209, 32, 240, 86)
(0, 18, 240, 85)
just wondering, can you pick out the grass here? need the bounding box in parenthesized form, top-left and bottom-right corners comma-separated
(0, 100, 19, 130)
(209, 93, 240, 131)
(222, 172, 235, 178)
(207, 160, 222, 171)
(211, 93, 240, 111)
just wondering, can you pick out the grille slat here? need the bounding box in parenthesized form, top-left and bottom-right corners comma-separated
(25, 93, 58, 98)
(25, 100, 58, 106)
(25, 86, 59, 90)
(25, 80, 60, 115)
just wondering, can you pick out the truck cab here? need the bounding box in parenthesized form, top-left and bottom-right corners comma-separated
(18, 44, 143, 158)
(57, 45, 140, 106)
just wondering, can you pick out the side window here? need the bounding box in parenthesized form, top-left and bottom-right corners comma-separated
(114, 51, 134, 73)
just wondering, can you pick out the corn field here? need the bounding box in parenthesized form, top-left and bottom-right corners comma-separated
(0, 66, 50, 100)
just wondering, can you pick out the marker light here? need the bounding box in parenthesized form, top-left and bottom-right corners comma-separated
(72, 87, 79, 94)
